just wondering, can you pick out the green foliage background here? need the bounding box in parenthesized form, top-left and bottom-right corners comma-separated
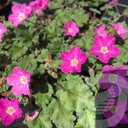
(0, 0, 128, 127)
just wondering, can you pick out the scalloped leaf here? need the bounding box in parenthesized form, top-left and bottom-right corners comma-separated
(47, 98, 76, 128)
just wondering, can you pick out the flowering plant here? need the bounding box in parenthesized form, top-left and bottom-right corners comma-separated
(0, 0, 128, 127)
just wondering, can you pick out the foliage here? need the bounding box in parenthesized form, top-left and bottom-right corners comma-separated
(0, 0, 128, 128)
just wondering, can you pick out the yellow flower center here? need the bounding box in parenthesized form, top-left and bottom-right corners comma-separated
(71, 59, 78, 66)
(110, 106, 117, 113)
(100, 46, 108, 54)
(68, 28, 72, 33)
(20, 76, 27, 84)
(109, 74, 117, 83)
(6, 107, 15, 115)
(18, 13, 25, 21)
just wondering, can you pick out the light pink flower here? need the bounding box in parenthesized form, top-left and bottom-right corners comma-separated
(103, 99, 128, 127)
(60, 46, 88, 73)
(94, 24, 107, 38)
(25, 109, 40, 121)
(64, 21, 79, 37)
(98, 65, 128, 97)
(7, 67, 31, 96)
(112, 23, 128, 39)
(90, 36, 120, 63)
(29, 0, 49, 14)
(108, 0, 118, 6)
(0, 22, 7, 42)
(9, 4, 31, 27)
(0, 98, 22, 126)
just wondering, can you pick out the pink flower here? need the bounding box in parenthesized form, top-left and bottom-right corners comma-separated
(9, 4, 31, 27)
(29, 0, 49, 14)
(0, 22, 7, 42)
(60, 46, 88, 73)
(98, 65, 128, 97)
(112, 23, 128, 39)
(108, 0, 118, 6)
(103, 99, 128, 127)
(90, 36, 120, 63)
(0, 98, 22, 126)
(64, 21, 79, 37)
(7, 67, 31, 96)
(94, 24, 107, 38)
(25, 109, 40, 121)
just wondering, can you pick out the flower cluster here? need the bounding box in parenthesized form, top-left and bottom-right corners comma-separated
(98, 65, 128, 126)
(90, 23, 128, 63)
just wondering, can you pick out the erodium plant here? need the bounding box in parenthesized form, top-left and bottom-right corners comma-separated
(0, 0, 128, 127)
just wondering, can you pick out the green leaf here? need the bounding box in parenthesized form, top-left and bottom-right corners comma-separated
(37, 49, 49, 62)
(33, 84, 53, 107)
(27, 110, 52, 128)
(89, 7, 101, 14)
(17, 55, 32, 69)
(76, 109, 95, 128)
(47, 99, 76, 128)
(9, 44, 28, 60)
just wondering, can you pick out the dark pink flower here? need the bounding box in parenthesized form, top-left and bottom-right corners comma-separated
(9, 4, 31, 27)
(112, 23, 128, 39)
(60, 46, 88, 73)
(103, 99, 128, 127)
(98, 65, 128, 97)
(90, 36, 120, 63)
(0, 98, 22, 126)
(7, 67, 31, 96)
(108, 0, 118, 6)
(94, 24, 107, 38)
(64, 21, 79, 37)
(29, 0, 49, 14)
(0, 22, 7, 42)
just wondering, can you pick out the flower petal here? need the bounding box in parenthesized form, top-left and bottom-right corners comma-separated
(116, 76, 128, 88)
(2, 115, 14, 126)
(106, 36, 115, 47)
(120, 114, 128, 124)
(94, 36, 106, 46)
(107, 112, 124, 127)
(61, 52, 72, 62)
(108, 46, 120, 57)
(98, 74, 111, 89)
(13, 67, 24, 75)
(11, 84, 23, 96)
(70, 46, 81, 58)
(102, 65, 114, 73)
(77, 53, 88, 64)
(90, 46, 101, 56)
(98, 54, 110, 63)
(7, 74, 20, 86)
(108, 85, 121, 97)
